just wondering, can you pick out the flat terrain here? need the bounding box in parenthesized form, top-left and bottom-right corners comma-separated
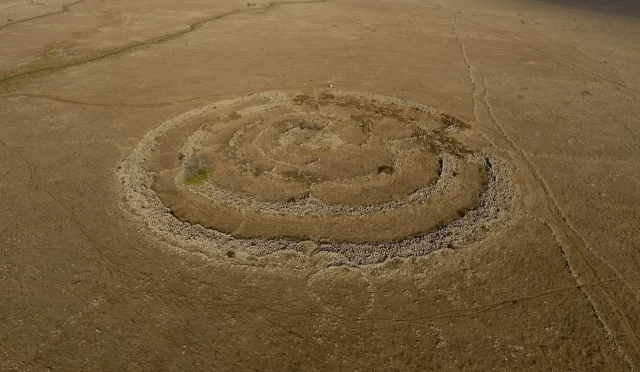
(1, 0, 640, 370)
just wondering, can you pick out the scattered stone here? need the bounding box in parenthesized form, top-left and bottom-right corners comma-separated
(117, 90, 513, 266)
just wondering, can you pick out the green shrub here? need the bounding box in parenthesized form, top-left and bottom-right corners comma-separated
(184, 157, 212, 186)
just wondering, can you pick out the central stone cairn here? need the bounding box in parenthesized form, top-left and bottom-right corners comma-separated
(119, 90, 513, 265)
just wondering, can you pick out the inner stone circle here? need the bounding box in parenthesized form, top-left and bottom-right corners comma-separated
(118, 90, 514, 266)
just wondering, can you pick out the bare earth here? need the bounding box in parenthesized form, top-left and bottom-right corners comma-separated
(1, 0, 640, 370)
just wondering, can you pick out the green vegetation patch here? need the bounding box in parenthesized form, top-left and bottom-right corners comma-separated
(184, 157, 213, 186)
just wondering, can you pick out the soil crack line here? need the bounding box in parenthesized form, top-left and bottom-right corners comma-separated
(0, 85, 320, 107)
(0, 0, 327, 87)
(0, 0, 84, 31)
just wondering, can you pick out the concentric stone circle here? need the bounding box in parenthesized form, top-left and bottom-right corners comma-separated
(118, 90, 514, 266)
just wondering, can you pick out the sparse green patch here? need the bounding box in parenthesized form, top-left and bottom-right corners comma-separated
(184, 157, 212, 186)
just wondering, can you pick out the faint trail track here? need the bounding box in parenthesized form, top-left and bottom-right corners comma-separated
(234, 276, 637, 325)
(0, 0, 327, 86)
(543, 221, 638, 370)
(434, 4, 640, 99)
(447, 10, 640, 368)
(479, 47, 640, 372)
(165, 258, 640, 327)
(482, 51, 640, 307)
(0, 0, 84, 31)
(450, 16, 500, 150)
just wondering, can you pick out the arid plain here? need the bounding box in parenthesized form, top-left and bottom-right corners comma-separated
(1, 0, 640, 370)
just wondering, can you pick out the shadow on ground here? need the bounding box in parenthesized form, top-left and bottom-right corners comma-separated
(529, 0, 640, 16)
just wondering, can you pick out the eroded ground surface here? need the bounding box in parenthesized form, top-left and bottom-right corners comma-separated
(1, 0, 640, 370)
